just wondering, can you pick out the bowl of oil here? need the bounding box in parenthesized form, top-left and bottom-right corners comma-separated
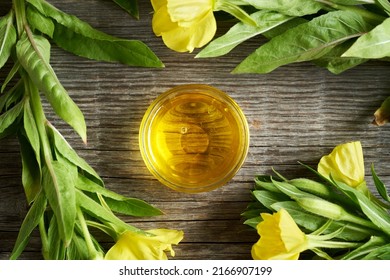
(139, 84, 249, 193)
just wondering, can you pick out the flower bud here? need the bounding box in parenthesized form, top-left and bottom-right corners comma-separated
(296, 197, 345, 220)
(373, 96, 390, 126)
(289, 178, 331, 198)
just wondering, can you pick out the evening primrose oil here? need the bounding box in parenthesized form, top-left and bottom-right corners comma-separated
(139, 84, 249, 193)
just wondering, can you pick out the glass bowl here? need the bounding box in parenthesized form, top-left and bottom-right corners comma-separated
(139, 84, 249, 193)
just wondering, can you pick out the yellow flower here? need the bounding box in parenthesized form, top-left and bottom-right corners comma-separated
(252, 209, 362, 260)
(105, 229, 184, 260)
(151, 0, 216, 52)
(252, 209, 308, 260)
(317, 141, 365, 188)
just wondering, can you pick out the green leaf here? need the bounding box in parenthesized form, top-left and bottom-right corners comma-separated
(16, 32, 87, 142)
(75, 189, 144, 235)
(47, 214, 66, 260)
(233, 11, 372, 74)
(23, 99, 40, 166)
(27, 0, 163, 68)
(342, 236, 388, 260)
(271, 179, 312, 199)
(242, 0, 323, 16)
(375, 0, 390, 15)
(26, 5, 54, 37)
(197, 10, 293, 58)
(47, 124, 103, 187)
(313, 40, 368, 74)
(215, 0, 258, 26)
(10, 191, 47, 260)
(252, 190, 290, 210)
(241, 207, 263, 219)
(112, 0, 139, 19)
(262, 17, 308, 39)
(0, 99, 24, 137)
(362, 243, 390, 259)
(254, 175, 280, 192)
(18, 132, 41, 204)
(42, 161, 77, 246)
(329, 0, 375, 3)
(0, 11, 17, 69)
(333, 179, 390, 236)
(1, 61, 21, 93)
(243, 216, 263, 229)
(76, 174, 162, 217)
(371, 164, 390, 203)
(105, 197, 163, 217)
(66, 230, 91, 260)
(343, 17, 390, 58)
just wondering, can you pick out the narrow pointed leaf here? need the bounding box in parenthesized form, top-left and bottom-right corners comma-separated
(233, 11, 372, 74)
(197, 11, 293, 58)
(342, 236, 388, 260)
(16, 33, 87, 142)
(1, 62, 21, 93)
(112, 0, 139, 19)
(26, 5, 54, 37)
(371, 164, 390, 202)
(27, 0, 163, 67)
(314, 40, 367, 74)
(252, 190, 289, 210)
(343, 17, 390, 58)
(333, 180, 390, 236)
(328, 0, 375, 4)
(0, 99, 24, 137)
(243, 216, 263, 229)
(242, 0, 323, 17)
(10, 191, 47, 260)
(76, 190, 144, 234)
(76, 174, 162, 216)
(23, 99, 40, 166)
(0, 11, 17, 69)
(47, 124, 103, 186)
(18, 132, 41, 204)
(42, 161, 77, 246)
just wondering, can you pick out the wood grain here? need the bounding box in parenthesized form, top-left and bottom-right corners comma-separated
(1, 0, 390, 260)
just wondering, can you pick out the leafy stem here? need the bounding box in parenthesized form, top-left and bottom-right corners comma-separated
(76, 207, 103, 260)
(315, 0, 386, 24)
(13, 0, 26, 36)
(38, 216, 49, 259)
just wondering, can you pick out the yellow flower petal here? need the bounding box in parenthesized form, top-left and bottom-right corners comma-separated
(105, 229, 184, 260)
(167, 0, 214, 24)
(151, 0, 216, 52)
(159, 11, 216, 52)
(152, 5, 178, 36)
(318, 141, 364, 187)
(252, 209, 307, 260)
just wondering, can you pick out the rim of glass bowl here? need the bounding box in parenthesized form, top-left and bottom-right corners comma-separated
(139, 84, 250, 193)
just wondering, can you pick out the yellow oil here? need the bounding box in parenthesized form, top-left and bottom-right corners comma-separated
(140, 85, 249, 192)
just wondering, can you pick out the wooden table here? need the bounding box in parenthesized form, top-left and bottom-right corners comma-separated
(1, 0, 390, 260)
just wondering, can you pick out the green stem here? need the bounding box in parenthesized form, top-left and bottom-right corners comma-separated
(316, 0, 386, 24)
(76, 207, 101, 260)
(214, 0, 257, 26)
(24, 76, 53, 165)
(12, 0, 26, 37)
(308, 236, 362, 249)
(341, 211, 380, 231)
(38, 216, 49, 260)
